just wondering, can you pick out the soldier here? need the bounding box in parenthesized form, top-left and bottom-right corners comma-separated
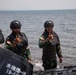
(5, 20, 31, 63)
(39, 20, 62, 70)
(0, 29, 4, 47)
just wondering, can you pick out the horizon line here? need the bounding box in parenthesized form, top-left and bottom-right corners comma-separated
(0, 8, 76, 11)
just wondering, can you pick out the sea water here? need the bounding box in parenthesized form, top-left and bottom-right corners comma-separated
(0, 10, 76, 71)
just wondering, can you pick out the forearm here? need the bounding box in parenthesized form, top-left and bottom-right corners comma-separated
(26, 48, 31, 60)
(56, 44, 62, 58)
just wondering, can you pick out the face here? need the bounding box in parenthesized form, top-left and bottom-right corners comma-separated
(45, 26, 53, 33)
(12, 28, 21, 34)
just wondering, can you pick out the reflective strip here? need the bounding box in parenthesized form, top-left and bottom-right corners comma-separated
(26, 46, 29, 49)
(7, 40, 11, 45)
(40, 37, 44, 41)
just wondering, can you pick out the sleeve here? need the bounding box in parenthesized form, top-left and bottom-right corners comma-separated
(38, 35, 51, 48)
(22, 33, 31, 60)
(38, 35, 45, 48)
(26, 47, 31, 60)
(0, 29, 4, 44)
(5, 37, 12, 50)
(56, 35, 62, 58)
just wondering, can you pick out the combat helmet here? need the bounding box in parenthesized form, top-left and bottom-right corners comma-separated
(44, 20, 54, 28)
(10, 20, 21, 29)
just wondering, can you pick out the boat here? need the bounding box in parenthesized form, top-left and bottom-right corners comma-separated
(0, 28, 76, 75)
(0, 29, 34, 75)
(35, 65, 76, 75)
(0, 48, 76, 75)
(0, 48, 33, 75)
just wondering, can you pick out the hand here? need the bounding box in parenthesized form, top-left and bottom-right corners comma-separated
(28, 60, 32, 64)
(12, 37, 21, 47)
(47, 34, 53, 41)
(59, 57, 62, 63)
(15, 37, 21, 42)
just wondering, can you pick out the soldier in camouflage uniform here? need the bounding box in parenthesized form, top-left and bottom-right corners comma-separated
(0, 29, 4, 47)
(5, 20, 31, 63)
(39, 20, 62, 70)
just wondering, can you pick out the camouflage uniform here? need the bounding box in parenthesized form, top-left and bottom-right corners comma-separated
(5, 32, 31, 60)
(39, 30, 62, 70)
(0, 29, 4, 44)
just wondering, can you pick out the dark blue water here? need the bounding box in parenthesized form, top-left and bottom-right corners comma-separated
(0, 10, 76, 70)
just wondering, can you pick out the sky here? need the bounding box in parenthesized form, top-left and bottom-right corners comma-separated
(0, 0, 76, 10)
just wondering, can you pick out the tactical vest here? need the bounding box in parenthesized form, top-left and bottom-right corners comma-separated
(42, 31, 60, 61)
(6, 32, 28, 55)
